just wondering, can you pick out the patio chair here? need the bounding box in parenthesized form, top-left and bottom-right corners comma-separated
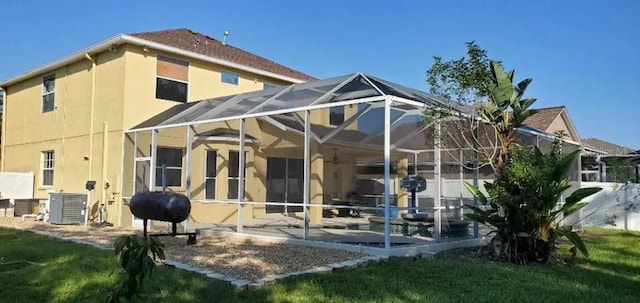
(345, 191, 363, 217)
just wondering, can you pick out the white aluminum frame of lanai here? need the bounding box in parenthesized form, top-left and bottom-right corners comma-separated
(123, 73, 576, 255)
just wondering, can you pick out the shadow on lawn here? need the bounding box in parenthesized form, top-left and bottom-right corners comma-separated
(242, 254, 640, 303)
(3, 226, 639, 303)
(0, 227, 234, 303)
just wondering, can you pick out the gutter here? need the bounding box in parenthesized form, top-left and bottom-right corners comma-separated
(515, 126, 582, 146)
(0, 34, 308, 88)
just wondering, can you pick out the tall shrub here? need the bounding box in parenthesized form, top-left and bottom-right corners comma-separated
(465, 139, 602, 264)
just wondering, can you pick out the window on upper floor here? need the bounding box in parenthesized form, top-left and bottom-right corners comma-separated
(329, 105, 345, 126)
(221, 71, 239, 85)
(42, 150, 54, 186)
(156, 56, 189, 103)
(42, 75, 55, 113)
(263, 83, 278, 90)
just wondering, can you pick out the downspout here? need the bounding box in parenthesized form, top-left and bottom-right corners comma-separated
(0, 87, 6, 172)
(61, 65, 69, 189)
(85, 53, 97, 223)
(101, 122, 109, 220)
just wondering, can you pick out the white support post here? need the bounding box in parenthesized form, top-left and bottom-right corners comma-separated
(237, 119, 246, 233)
(132, 132, 138, 192)
(434, 121, 442, 243)
(459, 149, 464, 220)
(473, 118, 479, 238)
(303, 110, 311, 240)
(414, 152, 419, 213)
(184, 126, 194, 232)
(149, 130, 158, 191)
(383, 97, 392, 250)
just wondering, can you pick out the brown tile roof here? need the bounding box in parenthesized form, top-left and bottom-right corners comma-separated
(130, 28, 316, 82)
(521, 106, 564, 132)
(582, 138, 634, 155)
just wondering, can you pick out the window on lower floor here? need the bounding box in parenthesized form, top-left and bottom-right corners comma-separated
(155, 147, 183, 187)
(266, 157, 305, 213)
(205, 150, 217, 200)
(42, 150, 54, 186)
(582, 171, 598, 182)
(228, 151, 247, 200)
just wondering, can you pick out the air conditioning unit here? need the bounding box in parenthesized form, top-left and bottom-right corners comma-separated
(49, 193, 87, 225)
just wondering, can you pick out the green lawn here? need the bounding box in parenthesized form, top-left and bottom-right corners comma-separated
(1, 227, 639, 303)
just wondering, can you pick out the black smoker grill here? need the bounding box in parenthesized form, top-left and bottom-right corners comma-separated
(129, 165, 197, 245)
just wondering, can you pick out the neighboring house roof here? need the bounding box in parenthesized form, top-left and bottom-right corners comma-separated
(516, 106, 581, 143)
(130, 29, 315, 82)
(0, 28, 314, 88)
(521, 106, 564, 132)
(582, 138, 635, 155)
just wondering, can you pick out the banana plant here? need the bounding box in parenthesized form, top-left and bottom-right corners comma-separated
(477, 61, 538, 178)
(464, 145, 602, 263)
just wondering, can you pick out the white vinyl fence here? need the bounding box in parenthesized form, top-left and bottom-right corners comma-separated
(580, 182, 640, 231)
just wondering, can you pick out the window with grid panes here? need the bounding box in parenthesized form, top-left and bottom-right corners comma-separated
(42, 75, 55, 113)
(42, 151, 54, 186)
(205, 150, 217, 199)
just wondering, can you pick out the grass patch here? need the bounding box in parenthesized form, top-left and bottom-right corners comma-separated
(1, 227, 639, 302)
(0, 227, 234, 303)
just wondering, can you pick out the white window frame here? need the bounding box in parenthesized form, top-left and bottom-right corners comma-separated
(42, 74, 55, 113)
(204, 150, 218, 200)
(227, 150, 247, 200)
(155, 147, 184, 188)
(155, 56, 190, 102)
(42, 150, 54, 187)
(263, 83, 278, 90)
(221, 70, 240, 85)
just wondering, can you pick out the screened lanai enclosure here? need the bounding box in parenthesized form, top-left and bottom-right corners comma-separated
(121, 73, 581, 255)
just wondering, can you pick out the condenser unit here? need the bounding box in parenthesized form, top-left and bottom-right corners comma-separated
(49, 193, 87, 225)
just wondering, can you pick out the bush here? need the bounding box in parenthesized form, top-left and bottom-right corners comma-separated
(106, 235, 165, 302)
(465, 141, 601, 264)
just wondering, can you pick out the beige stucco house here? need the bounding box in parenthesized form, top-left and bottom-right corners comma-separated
(0, 28, 321, 226)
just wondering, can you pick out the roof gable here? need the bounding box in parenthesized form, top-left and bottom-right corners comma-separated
(522, 106, 564, 132)
(130, 29, 315, 82)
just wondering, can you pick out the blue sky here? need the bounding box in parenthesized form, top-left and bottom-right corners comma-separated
(1, 0, 638, 148)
